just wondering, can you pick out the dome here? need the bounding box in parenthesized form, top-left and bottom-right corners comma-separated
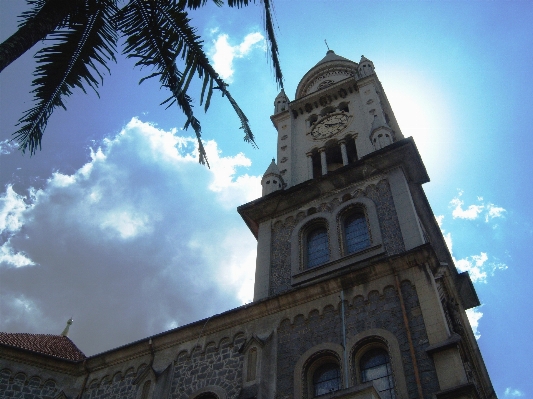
(295, 50, 358, 100)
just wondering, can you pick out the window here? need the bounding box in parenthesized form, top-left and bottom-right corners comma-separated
(313, 363, 341, 396)
(344, 213, 370, 254)
(307, 227, 330, 268)
(360, 349, 396, 399)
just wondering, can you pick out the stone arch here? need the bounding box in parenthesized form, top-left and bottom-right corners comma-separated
(124, 367, 136, 378)
(112, 371, 122, 382)
(232, 331, 245, 344)
(28, 375, 42, 387)
(347, 328, 408, 398)
(13, 372, 27, 385)
(100, 375, 111, 386)
(334, 196, 382, 254)
(189, 385, 227, 399)
(294, 342, 345, 399)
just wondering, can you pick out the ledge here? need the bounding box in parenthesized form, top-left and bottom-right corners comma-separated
(315, 383, 381, 399)
(425, 333, 462, 356)
(238, 137, 429, 238)
(433, 382, 479, 399)
(456, 271, 481, 309)
(292, 245, 385, 286)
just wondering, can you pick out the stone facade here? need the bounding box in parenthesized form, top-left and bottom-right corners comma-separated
(0, 51, 496, 399)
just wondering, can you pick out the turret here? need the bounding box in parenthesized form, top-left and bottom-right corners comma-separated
(274, 89, 289, 114)
(370, 114, 395, 150)
(358, 55, 375, 77)
(261, 159, 283, 196)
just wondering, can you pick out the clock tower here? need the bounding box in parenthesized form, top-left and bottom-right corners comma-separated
(239, 50, 496, 398)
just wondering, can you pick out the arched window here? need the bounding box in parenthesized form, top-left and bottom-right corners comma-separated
(344, 213, 370, 254)
(307, 227, 330, 268)
(360, 348, 396, 399)
(313, 363, 341, 396)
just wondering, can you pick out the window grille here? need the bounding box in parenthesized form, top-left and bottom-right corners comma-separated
(313, 363, 341, 396)
(307, 227, 329, 268)
(344, 214, 370, 254)
(360, 349, 396, 399)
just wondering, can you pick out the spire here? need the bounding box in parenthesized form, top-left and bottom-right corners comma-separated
(313, 49, 352, 68)
(274, 89, 289, 114)
(371, 114, 391, 132)
(60, 318, 73, 337)
(358, 55, 375, 77)
(261, 159, 283, 196)
(263, 158, 281, 177)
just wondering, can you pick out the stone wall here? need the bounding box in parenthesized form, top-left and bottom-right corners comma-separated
(0, 368, 65, 399)
(275, 282, 438, 399)
(169, 334, 246, 399)
(269, 179, 405, 297)
(81, 366, 139, 399)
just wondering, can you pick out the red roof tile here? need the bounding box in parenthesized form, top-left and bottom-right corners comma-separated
(0, 332, 86, 361)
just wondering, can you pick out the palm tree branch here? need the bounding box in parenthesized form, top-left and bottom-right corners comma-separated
(156, 2, 257, 147)
(13, 1, 117, 154)
(119, 0, 209, 166)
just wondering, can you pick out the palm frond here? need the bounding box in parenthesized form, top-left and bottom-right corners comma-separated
(155, 0, 257, 147)
(118, 0, 210, 166)
(13, 0, 117, 154)
(226, 0, 283, 89)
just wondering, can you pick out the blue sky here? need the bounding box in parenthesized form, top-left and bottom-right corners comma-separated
(1, 0, 532, 397)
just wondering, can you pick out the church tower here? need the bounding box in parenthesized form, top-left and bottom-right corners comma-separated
(238, 51, 496, 398)
(0, 51, 497, 399)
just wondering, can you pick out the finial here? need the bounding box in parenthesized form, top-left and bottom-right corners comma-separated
(61, 317, 73, 337)
(324, 39, 330, 51)
(272, 157, 275, 162)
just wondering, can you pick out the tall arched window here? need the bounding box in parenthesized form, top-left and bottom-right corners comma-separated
(344, 213, 370, 254)
(360, 348, 396, 399)
(313, 363, 341, 396)
(307, 227, 330, 268)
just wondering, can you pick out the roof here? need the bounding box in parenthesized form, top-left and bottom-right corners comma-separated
(0, 332, 86, 361)
(314, 50, 353, 68)
(263, 159, 280, 177)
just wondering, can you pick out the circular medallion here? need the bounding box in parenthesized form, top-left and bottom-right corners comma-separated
(310, 113, 350, 140)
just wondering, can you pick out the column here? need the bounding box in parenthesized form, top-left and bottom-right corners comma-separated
(306, 152, 314, 179)
(339, 140, 348, 166)
(320, 148, 327, 176)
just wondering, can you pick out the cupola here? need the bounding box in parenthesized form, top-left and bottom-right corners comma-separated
(358, 55, 375, 78)
(370, 115, 394, 150)
(261, 159, 283, 196)
(274, 89, 289, 114)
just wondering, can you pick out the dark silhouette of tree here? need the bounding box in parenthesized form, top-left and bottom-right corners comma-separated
(0, 0, 284, 165)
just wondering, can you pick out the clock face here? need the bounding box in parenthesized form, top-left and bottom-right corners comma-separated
(310, 113, 350, 140)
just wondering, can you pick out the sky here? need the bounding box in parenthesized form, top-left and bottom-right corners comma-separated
(0, 0, 532, 397)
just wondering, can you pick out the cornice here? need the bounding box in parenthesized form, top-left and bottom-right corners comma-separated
(238, 137, 429, 238)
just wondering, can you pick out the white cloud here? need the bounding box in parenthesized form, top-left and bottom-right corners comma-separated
(209, 32, 265, 82)
(466, 308, 483, 340)
(0, 185, 29, 233)
(485, 203, 506, 222)
(504, 388, 525, 397)
(0, 118, 260, 355)
(450, 194, 483, 220)
(455, 252, 508, 283)
(0, 185, 35, 267)
(450, 190, 506, 223)
(0, 139, 18, 155)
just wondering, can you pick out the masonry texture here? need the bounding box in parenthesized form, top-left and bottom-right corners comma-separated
(170, 335, 246, 399)
(82, 367, 138, 399)
(0, 369, 63, 399)
(269, 179, 404, 297)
